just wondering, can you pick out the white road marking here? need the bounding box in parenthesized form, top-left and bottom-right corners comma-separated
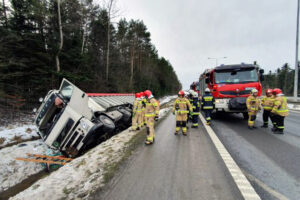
(199, 113, 261, 200)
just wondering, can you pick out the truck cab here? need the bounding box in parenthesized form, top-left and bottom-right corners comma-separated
(35, 79, 134, 157)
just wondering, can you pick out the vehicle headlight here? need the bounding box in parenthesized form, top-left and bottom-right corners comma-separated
(80, 120, 89, 131)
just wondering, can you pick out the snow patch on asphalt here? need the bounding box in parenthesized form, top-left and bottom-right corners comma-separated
(11, 107, 171, 200)
(0, 140, 49, 192)
(0, 124, 39, 148)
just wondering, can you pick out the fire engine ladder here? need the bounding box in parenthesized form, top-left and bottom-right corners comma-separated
(15, 153, 73, 165)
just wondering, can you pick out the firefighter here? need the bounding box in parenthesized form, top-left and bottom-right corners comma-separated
(173, 90, 192, 135)
(260, 89, 275, 128)
(140, 92, 147, 127)
(201, 88, 215, 125)
(191, 91, 200, 128)
(270, 88, 289, 134)
(131, 93, 141, 131)
(246, 88, 261, 129)
(144, 90, 160, 145)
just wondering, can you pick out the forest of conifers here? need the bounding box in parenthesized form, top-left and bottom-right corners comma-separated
(0, 0, 181, 108)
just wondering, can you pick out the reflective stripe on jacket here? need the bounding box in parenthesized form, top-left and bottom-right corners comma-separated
(272, 96, 289, 117)
(201, 94, 215, 110)
(246, 95, 260, 113)
(173, 97, 192, 114)
(261, 96, 275, 110)
(145, 97, 160, 117)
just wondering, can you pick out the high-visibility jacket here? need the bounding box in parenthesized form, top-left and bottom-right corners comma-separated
(145, 97, 159, 117)
(261, 96, 275, 111)
(246, 95, 261, 114)
(271, 95, 289, 117)
(133, 99, 139, 114)
(191, 97, 200, 115)
(173, 97, 192, 114)
(201, 93, 215, 110)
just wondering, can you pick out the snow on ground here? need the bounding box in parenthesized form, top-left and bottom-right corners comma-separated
(11, 107, 172, 200)
(159, 95, 177, 106)
(288, 103, 300, 111)
(0, 124, 39, 149)
(0, 140, 50, 192)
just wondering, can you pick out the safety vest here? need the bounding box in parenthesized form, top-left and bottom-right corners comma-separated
(246, 95, 260, 113)
(272, 96, 289, 117)
(201, 94, 215, 110)
(145, 98, 159, 117)
(261, 96, 275, 111)
(173, 97, 192, 114)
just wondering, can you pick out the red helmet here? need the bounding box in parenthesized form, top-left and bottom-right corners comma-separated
(139, 92, 144, 97)
(266, 89, 273, 94)
(178, 90, 185, 96)
(272, 88, 282, 95)
(144, 90, 152, 98)
(135, 93, 141, 98)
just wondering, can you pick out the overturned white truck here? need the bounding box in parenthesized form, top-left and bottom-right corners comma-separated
(35, 79, 134, 157)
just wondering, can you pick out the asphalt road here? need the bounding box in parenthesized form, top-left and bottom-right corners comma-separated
(211, 110, 300, 200)
(92, 113, 243, 200)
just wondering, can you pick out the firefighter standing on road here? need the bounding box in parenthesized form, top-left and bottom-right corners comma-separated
(173, 90, 192, 135)
(144, 90, 159, 145)
(131, 93, 142, 131)
(270, 88, 289, 134)
(261, 89, 275, 128)
(140, 92, 147, 127)
(246, 89, 261, 129)
(191, 91, 200, 128)
(201, 88, 215, 125)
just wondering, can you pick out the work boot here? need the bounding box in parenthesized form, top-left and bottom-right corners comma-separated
(277, 129, 284, 134)
(183, 132, 187, 136)
(174, 132, 178, 135)
(248, 126, 254, 130)
(136, 127, 140, 130)
(261, 124, 268, 128)
(145, 140, 153, 145)
(253, 126, 257, 129)
(271, 127, 278, 132)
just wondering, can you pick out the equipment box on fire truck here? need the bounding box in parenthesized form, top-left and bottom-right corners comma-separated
(199, 63, 264, 119)
(34, 79, 134, 157)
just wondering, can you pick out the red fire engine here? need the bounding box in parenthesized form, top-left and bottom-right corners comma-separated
(199, 63, 264, 119)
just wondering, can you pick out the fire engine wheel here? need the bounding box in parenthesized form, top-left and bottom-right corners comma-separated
(242, 112, 249, 120)
(98, 115, 115, 132)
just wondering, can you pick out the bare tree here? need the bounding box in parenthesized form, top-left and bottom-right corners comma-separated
(55, 0, 63, 73)
(2, 0, 8, 27)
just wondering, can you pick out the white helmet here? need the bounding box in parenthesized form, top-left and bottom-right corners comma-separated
(251, 88, 258, 93)
(205, 88, 210, 93)
(192, 91, 198, 98)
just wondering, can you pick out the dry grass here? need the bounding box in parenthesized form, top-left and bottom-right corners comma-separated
(0, 137, 5, 145)
(12, 135, 23, 143)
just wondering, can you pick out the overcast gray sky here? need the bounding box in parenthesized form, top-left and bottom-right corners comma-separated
(116, 0, 298, 89)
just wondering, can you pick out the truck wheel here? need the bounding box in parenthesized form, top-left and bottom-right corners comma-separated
(118, 107, 131, 122)
(98, 115, 115, 133)
(242, 113, 249, 120)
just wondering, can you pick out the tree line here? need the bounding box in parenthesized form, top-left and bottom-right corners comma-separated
(0, 0, 181, 109)
(263, 63, 299, 96)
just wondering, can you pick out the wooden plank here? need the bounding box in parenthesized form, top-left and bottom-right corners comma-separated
(26, 153, 73, 161)
(15, 157, 67, 165)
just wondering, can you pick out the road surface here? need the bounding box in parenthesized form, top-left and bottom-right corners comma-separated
(91, 113, 243, 200)
(211, 110, 300, 200)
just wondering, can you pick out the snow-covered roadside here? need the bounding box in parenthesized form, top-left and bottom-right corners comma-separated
(0, 124, 39, 149)
(11, 107, 171, 200)
(288, 103, 300, 111)
(159, 95, 177, 106)
(0, 140, 50, 192)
